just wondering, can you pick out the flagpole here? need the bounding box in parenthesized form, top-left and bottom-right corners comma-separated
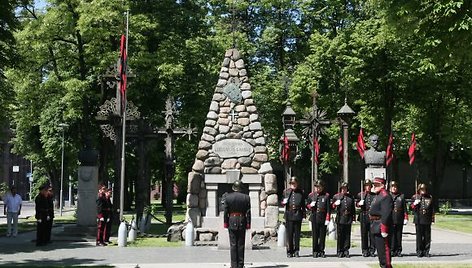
(119, 10, 129, 222)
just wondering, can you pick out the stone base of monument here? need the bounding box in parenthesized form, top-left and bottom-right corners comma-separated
(364, 167, 386, 181)
(200, 215, 265, 249)
(77, 166, 98, 226)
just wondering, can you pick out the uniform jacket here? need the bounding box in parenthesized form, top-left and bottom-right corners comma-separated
(332, 192, 355, 224)
(224, 191, 251, 230)
(35, 194, 52, 221)
(369, 188, 393, 234)
(411, 193, 435, 225)
(391, 192, 408, 225)
(283, 188, 306, 222)
(96, 193, 108, 219)
(356, 191, 375, 223)
(306, 191, 330, 223)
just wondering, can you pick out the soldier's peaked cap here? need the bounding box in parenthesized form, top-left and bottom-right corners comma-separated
(289, 177, 298, 185)
(390, 180, 398, 187)
(314, 180, 325, 187)
(373, 177, 386, 184)
(364, 179, 372, 185)
(340, 182, 349, 189)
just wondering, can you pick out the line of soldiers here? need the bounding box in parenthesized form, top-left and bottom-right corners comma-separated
(282, 176, 435, 266)
(96, 186, 113, 246)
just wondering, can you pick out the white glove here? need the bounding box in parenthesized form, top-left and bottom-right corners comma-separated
(46, 216, 50, 221)
(358, 200, 365, 206)
(413, 199, 420, 205)
(325, 220, 330, 226)
(107, 218, 110, 223)
(403, 219, 408, 225)
(334, 200, 341, 206)
(381, 232, 388, 238)
(310, 201, 316, 207)
(99, 217, 105, 222)
(282, 198, 288, 205)
(37, 219, 42, 223)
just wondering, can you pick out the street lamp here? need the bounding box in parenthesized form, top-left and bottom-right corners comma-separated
(337, 99, 355, 184)
(58, 123, 69, 216)
(280, 102, 300, 189)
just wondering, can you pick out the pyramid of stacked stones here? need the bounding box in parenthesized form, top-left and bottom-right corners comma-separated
(186, 48, 278, 229)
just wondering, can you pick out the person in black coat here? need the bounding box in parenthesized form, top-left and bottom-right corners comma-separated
(224, 180, 251, 268)
(389, 180, 408, 257)
(103, 188, 113, 243)
(332, 182, 355, 258)
(282, 177, 306, 258)
(411, 183, 434, 258)
(35, 184, 52, 246)
(356, 179, 376, 257)
(369, 177, 393, 268)
(306, 180, 330, 258)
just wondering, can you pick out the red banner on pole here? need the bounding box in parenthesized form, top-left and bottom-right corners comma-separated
(357, 128, 366, 159)
(314, 137, 320, 164)
(338, 137, 343, 163)
(408, 133, 416, 165)
(118, 34, 127, 112)
(282, 132, 290, 162)
(386, 133, 394, 166)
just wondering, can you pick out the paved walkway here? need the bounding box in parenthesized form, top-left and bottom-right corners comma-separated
(1, 205, 472, 267)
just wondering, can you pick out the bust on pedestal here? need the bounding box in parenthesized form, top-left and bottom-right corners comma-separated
(364, 134, 386, 180)
(77, 137, 99, 226)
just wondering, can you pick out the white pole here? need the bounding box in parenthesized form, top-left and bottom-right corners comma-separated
(60, 126, 65, 216)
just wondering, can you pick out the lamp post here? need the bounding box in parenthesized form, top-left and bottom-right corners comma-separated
(280, 102, 300, 189)
(337, 99, 355, 184)
(58, 123, 69, 216)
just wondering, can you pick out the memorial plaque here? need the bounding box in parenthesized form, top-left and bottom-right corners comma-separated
(212, 139, 253, 158)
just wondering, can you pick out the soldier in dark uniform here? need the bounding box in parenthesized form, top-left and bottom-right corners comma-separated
(96, 186, 107, 246)
(356, 179, 376, 257)
(35, 184, 52, 246)
(104, 188, 113, 243)
(389, 180, 408, 257)
(411, 183, 434, 258)
(224, 180, 251, 268)
(306, 180, 330, 258)
(282, 177, 305, 258)
(45, 186, 54, 243)
(369, 177, 393, 268)
(332, 182, 355, 258)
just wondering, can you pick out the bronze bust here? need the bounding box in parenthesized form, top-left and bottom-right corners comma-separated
(364, 134, 385, 168)
(78, 137, 99, 166)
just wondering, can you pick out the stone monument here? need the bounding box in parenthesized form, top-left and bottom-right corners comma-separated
(77, 137, 99, 226)
(364, 134, 386, 180)
(186, 48, 278, 249)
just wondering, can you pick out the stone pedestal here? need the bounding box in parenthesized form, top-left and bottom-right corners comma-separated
(364, 167, 386, 181)
(77, 166, 98, 226)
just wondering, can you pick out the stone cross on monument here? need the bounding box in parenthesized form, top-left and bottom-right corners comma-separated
(186, 48, 278, 249)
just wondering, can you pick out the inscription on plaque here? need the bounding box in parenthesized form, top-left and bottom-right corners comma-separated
(212, 139, 253, 158)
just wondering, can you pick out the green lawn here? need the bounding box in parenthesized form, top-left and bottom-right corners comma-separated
(369, 264, 472, 268)
(434, 214, 472, 234)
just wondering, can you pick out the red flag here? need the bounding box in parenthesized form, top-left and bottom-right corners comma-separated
(386, 133, 394, 166)
(314, 137, 320, 164)
(282, 132, 290, 162)
(408, 133, 416, 165)
(338, 137, 343, 163)
(118, 34, 127, 111)
(357, 128, 366, 159)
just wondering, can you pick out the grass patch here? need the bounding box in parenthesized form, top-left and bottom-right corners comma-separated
(434, 214, 472, 234)
(127, 236, 182, 247)
(369, 264, 472, 268)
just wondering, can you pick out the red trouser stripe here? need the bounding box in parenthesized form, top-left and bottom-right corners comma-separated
(384, 236, 392, 268)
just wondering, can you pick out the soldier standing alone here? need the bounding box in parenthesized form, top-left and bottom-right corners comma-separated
(96, 186, 107, 246)
(411, 183, 434, 258)
(369, 177, 393, 268)
(306, 180, 330, 258)
(282, 177, 305, 258)
(389, 180, 408, 257)
(332, 182, 355, 258)
(224, 180, 251, 268)
(356, 179, 376, 257)
(35, 184, 52, 246)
